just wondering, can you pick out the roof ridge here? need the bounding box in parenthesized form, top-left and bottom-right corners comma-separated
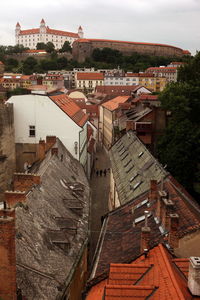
(158, 244, 186, 300)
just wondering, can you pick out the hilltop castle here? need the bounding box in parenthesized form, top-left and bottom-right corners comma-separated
(15, 19, 83, 49)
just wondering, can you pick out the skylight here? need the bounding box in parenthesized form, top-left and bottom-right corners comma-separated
(138, 151, 144, 158)
(130, 173, 138, 182)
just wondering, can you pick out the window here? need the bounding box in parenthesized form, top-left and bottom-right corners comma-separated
(29, 125, 35, 137)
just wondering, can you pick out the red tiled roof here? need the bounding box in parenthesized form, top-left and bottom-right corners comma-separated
(108, 263, 151, 285)
(75, 38, 183, 51)
(146, 67, 177, 73)
(46, 28, 78, 38)
(20, 27, 78, 37)
(86, 244, 194, 300)
(183, 50, 191, 55)
(50, 94, 88, 127)
(20, 28, 40, 35)
(24, 49, 47, 53)
(95, 85, 144, 96)
(77, 72, 104, 80)
(133, 94, 158, 103)
(102, 96, 130, 111)
(104, 285, 155, 299)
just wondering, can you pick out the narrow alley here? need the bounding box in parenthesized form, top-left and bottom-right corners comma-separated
(89, 143, 110, 268)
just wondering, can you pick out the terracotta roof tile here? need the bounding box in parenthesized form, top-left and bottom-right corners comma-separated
(108, 263, 151, 285)
(104, 285, 155, 299)
(86, 244, 195, 300)
(76, 38, 183, 51)
(20, 27, 78, 38)
(50, 94, 88, 127)
(77, 72, 104, 80)
(102, 96, 130, 111)
(95, 85, 148, 96)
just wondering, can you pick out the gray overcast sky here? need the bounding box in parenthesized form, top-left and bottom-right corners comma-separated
(0, 0, 199, 54)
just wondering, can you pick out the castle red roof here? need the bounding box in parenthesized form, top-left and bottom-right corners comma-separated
(19, 27, 79, 38)
(76, 38, 183, 51)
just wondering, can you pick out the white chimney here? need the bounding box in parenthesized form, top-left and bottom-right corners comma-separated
(188, 257, 200, 296)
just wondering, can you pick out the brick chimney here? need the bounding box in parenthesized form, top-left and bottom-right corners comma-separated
(0, 210, 16, 300)
(149, 180, 158, 203)
(140, 211, 151, 253)
(4, 191, 26, 209)
(126, 120, 135, 132)
(168, 213, 179, 249)
(51, 147, 58, 156)
(156, 190, 167, 222)
(37, 139, 46, 161)
(188, 257, 200, 296)
(46, 136, 56, 151)
(13, 173, 40, 192)
(161, 198, 174, 230)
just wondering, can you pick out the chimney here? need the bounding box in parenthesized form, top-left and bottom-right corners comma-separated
(161, 198, 174, 230)
(156, 190, 167, 222)
(0, 212, 16, 300)
(37, 139, 46, 160)
(126, 120, 135, 132)
(4, 191, 26, 209)
(149, 180, 158, 203)
(46, 136, 56, 150)
(13, 173, 40, 192)
(168, 213, 179, 249)
(188, 257, 200, 296)
(141, 211, 151, 253)
(51, 147, 58, 156)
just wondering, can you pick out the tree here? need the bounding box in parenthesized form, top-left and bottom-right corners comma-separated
(156, 52, 200, 197)
(57, 56, 68, 69)
(5, 58, 19, 71)
(46, 42, 55, 53)
(22, 57, 38, 74)
(36, 42, 46, 50)
(60, 41, 72, 53)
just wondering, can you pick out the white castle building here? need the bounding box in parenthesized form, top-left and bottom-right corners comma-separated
(15, 19, 84, 49)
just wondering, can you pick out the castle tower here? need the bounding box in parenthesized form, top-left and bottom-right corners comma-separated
(15, 22, 21, 44)
(78, 26, 84, 39)
(40, 18, 46, 35)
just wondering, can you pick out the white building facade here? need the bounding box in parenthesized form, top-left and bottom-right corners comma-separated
(7, 93, 88, 170)
(104, 75, 139, 86)
(15, 19, 84, 49)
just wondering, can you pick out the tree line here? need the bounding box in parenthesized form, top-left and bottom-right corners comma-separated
(156, 51, 200, 199)
(1, 44, 191, 74)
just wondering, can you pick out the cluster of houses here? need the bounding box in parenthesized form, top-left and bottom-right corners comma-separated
(0, 61, 184, 97)
(0, 59, 200, 300)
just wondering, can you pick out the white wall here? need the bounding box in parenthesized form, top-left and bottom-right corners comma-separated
(8, 94, 81, 161)
(104, 76, 139, 86)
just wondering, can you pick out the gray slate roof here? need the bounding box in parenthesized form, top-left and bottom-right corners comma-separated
(15, 139, 90, 300)
(109, 131, 168, 205)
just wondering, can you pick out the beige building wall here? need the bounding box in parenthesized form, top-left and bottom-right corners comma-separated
(109, 169, 120, 210)
(103, 108, 113, 149)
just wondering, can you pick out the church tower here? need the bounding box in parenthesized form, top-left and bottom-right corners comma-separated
(78, 26, 84, 39)
(15, 22, 21, 44)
